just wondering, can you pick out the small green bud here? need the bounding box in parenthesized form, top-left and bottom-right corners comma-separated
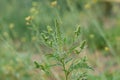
(34, 61, 40, 68)
(48, 40, 53, 47)
(80, 40, 86, 49)
(41, 33, 49, 41)
(47, 25, 53, 33)
(75, 49, 80, 54)
(75, 25, 81, 37)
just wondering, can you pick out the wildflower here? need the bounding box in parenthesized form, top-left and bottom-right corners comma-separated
(30, 7, 36, 13)
(104, 47, 109, 51)
(51, 1, 57, 7)
(25, 16, 32, 21)
(26, 22, 30, 25)
(84, 3, 91, 9)
(9, 23, 14, 29)
(25, 16, 32, 25)
(30, 7, 39, 14)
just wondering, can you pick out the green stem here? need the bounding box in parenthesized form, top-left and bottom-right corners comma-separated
(61, 60, 68, 80)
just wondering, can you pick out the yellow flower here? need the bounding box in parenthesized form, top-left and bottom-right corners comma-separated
(30, 7, 36, 13)
(30, 7, 39, 14)
(104, 47, 109, 51)
(26, 22, 30, 25)
(51, 1, 57, 7)
(84, 3, 91, 9)
(25, 16, 32, 21)
(9, 23, 14, 29)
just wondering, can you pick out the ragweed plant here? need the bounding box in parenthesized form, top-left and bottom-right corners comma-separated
(34, 20, 93, 80)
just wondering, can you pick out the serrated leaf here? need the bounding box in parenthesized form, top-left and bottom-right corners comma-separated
(46, 53, 60, 61)
(69, 60, 93, 72)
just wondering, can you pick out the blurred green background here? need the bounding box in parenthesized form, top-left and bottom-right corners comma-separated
(0, 0, 120, 80)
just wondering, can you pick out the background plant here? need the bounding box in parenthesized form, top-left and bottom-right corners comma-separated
(0, 0, 120, 80)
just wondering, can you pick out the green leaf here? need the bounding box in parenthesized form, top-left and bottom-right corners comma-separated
(69, 58, 93, 72)
(55, 19, 62, 42)
(75, 25, 81, 37)
(46, 53, 60, 61)
(34, 61, 51, 74)
(75, 49, 80, 54)
(80, 40, 86, 49)
(34, 61, 40, 68)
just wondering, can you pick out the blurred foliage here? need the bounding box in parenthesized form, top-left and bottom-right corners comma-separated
(0, 0, 120, 80)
